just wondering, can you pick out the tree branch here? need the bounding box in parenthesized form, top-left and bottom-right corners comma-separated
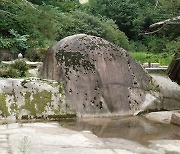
(149, 16, 180, 29)
(139, 24, 167, 36)
(139, 16, 180, 35)
(22, 0, 37, 9)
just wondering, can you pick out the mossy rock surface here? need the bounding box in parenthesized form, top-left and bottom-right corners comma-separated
(0, 93, 9, 117)
(0, 78, 74, 120)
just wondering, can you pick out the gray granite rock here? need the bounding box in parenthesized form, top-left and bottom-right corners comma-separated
(151, 75, 180, 110)
(41, 34, 150, 116)
(0, 78, 74, 120)
(171, 112, 180, 126)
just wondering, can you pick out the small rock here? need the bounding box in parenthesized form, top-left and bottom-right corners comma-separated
(170, 112, 180, 126)
(145, 111, 173, 124)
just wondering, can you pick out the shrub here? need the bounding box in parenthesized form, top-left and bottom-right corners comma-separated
(25, 48, 47, 62)
(0, 60, 28, 78)
(57, 11, 130, 49)
(129, 41, 147, 52)
(11, 60, 29, 77)
(0, 29, 29, 54)
(0, 67, 6, 77)
(5, 67, 20, 78)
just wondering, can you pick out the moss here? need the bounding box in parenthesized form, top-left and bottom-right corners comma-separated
(10, 103, 18, 112)
(59, 82, 65, 96)
(55, 50, 95, 78)
(53, 103, 72, 115)
(147, 82, 160, 92)
(12, 88, 17, 103)
(24, 92, 35, 115)
(0, 93, 9, 117)
(6, 88, 18, 103)
(65, 103, 71, 113)
(23, 90, 52, 116)
(89, 44, 98, 50)
(49, 82, 58, 88)
(53, 108, 61, 115)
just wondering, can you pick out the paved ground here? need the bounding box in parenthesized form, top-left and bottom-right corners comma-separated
(0, 122, 180, 154)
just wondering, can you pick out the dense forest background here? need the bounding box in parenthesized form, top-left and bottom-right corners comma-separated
(0, 0, 179, 64)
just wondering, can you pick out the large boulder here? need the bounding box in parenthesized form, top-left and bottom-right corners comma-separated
(41, 34, 150, 116)
(0, 78, 74, 120)
(151, 75, 180, 110)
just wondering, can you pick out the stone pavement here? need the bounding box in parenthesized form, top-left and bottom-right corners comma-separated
(0, 122, 180, 154)
(0, 124, 13, 154)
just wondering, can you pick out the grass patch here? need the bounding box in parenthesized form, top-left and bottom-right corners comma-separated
(130, 52, 173, 66)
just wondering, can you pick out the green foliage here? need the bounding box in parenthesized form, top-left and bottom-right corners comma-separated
(80, 0, 139, 39)
(56, 11, 129, 49)
(163, 37, 180, 56)
(148, 82, 160, 92)
(130, 41, 148, 52)
(25, 48, 47, 62)
(80, 0, 180, 55)
(0, 60, 29, 78)
(130, 52, 173, 65)
(0, 0, 57, 49)
(4, 67, 20, 78)
(0, 29, 29, 54)
(11, 60, 29, 77)
(0, 0, 179, 61)
(0, 0, 130, 58)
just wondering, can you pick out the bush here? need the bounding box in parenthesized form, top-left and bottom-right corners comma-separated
(0, 1, 130, 53)
(129, 41, 147, 52)
(163, 37, 180, 59)
(0, 65, 19, 78)
(56, 11, 130, 49)
(4, 67, 20, 78)
(0, 66, 6, 77)
(0, 29, 29, 54)
(11, 60, 29, 77)
(25, 48, 47, 62)
(0, 60, 29, 78)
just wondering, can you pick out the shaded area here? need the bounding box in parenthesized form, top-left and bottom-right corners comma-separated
(168, 59, 180, 85)
(59, 116, 180, 145)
